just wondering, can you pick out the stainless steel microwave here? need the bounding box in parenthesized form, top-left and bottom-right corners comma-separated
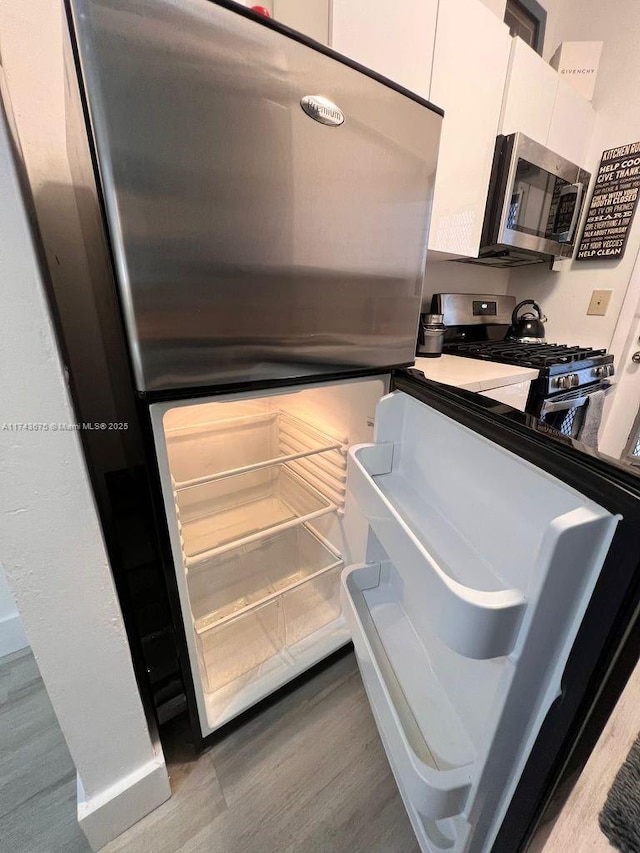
(475, 133, 591, 267)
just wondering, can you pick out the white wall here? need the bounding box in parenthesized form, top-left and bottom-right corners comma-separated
(0, 88, 170, 850)
(507, 3, 640, 351)
(423, 257, 510, 310)
(0, 561, 28, 657)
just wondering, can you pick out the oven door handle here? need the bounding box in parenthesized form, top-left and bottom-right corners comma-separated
(542, 394, 590, 414)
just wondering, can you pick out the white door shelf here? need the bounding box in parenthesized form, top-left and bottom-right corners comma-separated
(342, 562, 473, 827)
(348, 392, 618, 667)
(348, 442, 526, 659)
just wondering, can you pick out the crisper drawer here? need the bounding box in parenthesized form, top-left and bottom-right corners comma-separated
(196, 563, 344, 695)
(284, 565, 342, 648)
(197, 597, 283, 694)
(341, 562, 473, 837)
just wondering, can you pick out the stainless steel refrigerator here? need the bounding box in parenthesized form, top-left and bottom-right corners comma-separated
(64, 0, 442, 731)
(16, 1, 640, 851)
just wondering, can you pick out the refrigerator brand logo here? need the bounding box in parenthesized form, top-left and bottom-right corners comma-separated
(300, 95, 345, 127)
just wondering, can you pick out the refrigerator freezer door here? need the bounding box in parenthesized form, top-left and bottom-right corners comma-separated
(66, 0, 442, 393)
(341, 382, 624, 853)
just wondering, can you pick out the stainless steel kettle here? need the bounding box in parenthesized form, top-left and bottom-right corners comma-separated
(506, 300, 547, 343)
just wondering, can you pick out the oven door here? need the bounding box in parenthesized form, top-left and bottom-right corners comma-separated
(538, 389, 592, 439)
(498, 134, 589, 258)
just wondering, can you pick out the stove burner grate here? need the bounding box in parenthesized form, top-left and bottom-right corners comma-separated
(444, 340, 608, 369)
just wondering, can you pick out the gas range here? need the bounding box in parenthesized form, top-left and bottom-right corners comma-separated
(430, 293, 614, 439)
(443, 339, 614, 395)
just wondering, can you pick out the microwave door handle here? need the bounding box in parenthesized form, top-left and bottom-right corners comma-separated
(567, 182, 585, 241)
(558, 182, 585, 243)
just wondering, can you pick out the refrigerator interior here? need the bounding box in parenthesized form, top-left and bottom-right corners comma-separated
(151, 376, 387, 735)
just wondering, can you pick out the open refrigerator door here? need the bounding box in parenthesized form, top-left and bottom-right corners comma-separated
(340, 382, 620, 853)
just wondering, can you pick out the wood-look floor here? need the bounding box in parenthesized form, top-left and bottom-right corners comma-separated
(0, 648, 418, 853)
(3, 643, 637, 853)
(528, 656, 640, 853)
(0, 647, 90, 852)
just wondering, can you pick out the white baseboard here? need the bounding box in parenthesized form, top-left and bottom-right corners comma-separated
(0, 612, 28, 657)
(77, 757, 171, 851)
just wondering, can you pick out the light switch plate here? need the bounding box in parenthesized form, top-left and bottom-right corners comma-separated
(587, 290, 613, 316)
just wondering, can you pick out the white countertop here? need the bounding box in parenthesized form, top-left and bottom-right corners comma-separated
(413, 355, 539, 392)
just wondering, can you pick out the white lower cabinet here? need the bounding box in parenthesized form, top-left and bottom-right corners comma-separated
(341, 391, 618, 852)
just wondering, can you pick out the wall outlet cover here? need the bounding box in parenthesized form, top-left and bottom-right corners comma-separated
(587, 290, 613, 316)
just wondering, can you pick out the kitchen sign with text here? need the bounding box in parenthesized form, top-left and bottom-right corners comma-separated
(576, 141, 640, 261)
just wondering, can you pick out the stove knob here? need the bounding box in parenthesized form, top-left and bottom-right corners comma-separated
(569, 373, 580, 388)
(555, 376, 570, 389)
(594, 366, 606, 378)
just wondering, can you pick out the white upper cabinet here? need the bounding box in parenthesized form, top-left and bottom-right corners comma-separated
(323, 2, 597, 258)
(331, 0, 437, 99)
(500, 37, 595, 169)
(547, 78, 596, 168)
(427, 0, 511, 256)
(500, 38, 558, 143)
(272, 0, 330, 44)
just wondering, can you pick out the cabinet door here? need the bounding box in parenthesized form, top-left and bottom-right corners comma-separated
(500, 38, 595, 169)
(331, 0, 436, 99)
(428, 0, 511, 257)
(547, 77, 596, 168)
(500, 37, 558, 143)
(273, 0, 330, 44)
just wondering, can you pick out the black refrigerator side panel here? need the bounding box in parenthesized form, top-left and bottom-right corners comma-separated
(391, 372, 640, 853)
(494, 537, 640, 853)
(20, 5, 191, 728)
